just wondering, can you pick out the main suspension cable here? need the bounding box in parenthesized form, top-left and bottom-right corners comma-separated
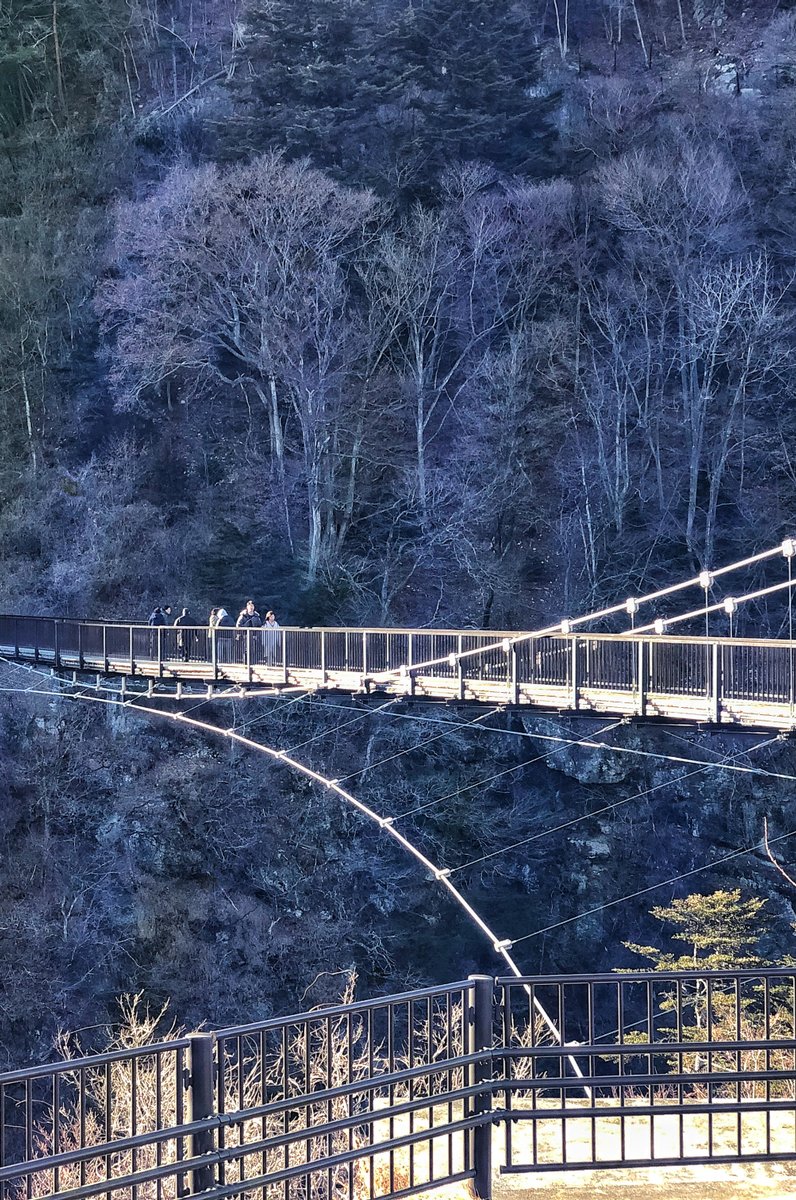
(0, 660, 588, 1085)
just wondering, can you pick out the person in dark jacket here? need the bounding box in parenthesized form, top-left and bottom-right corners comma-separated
(237, 599, 263, 663)
(173, 608, 195, 662)
(147, 605, 171, 658)
(236, 599, 262, 628)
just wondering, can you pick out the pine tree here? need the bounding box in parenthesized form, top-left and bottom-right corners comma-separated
(228, 0, 370, 168)
(226, 0, 557, 196)
(624, 889, 770, 971)
(361, 0, 557, 190)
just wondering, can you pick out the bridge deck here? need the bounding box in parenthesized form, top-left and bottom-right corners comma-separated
(3, 616, 796, 731)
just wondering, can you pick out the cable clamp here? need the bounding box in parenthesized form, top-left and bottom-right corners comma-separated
(381, 816, 395, 827)
(494, 939, 513, 952)
(435, 867, 452, 880)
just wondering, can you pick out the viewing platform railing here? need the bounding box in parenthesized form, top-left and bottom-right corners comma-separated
(2, 969, 795, 1200)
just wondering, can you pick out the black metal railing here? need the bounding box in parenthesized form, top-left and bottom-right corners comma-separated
(3, 616, 796, 728)
(2, 969, 795, 1200)
(497, 968, 796, 1174)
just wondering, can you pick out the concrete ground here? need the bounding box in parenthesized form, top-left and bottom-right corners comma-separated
(494, 1162, 796, 1199)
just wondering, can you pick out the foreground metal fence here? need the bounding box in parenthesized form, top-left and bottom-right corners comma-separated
(2, 970, 795, 1200)
(3, 615, 796, 729)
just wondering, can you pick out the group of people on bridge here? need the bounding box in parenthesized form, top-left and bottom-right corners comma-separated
(146, 601, 280, 664)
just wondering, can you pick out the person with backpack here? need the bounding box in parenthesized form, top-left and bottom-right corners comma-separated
(147, 605, 171, 659)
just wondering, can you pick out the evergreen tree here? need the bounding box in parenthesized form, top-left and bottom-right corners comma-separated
(228, 0, 370, 169)
(371, 0, 556, 182)
(625, 889, 771, 971)
(226, 0, 557, 196)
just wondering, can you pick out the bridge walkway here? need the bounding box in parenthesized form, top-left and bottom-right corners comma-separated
(3, 615, 796, 731)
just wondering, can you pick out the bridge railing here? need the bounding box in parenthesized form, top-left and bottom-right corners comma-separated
(2, 969, 795, 1200)
(2, 615, 796, 722)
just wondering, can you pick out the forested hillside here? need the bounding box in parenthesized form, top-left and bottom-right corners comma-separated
(3, 0, 796, 1064)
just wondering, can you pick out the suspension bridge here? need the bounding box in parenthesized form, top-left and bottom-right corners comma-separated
(4, 542, 796, 1199)
(5, 539, 796, 729)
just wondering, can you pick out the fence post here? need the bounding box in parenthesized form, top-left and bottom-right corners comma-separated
(54, 620, 60, 670)
(710, 640, 721, 724)
(468, 974, 493, 1200)
(320, 630, 327, 684)
(187, 1032, 216, 1195)
(637, 639, 647, 717)
(570, 638, 580, 711)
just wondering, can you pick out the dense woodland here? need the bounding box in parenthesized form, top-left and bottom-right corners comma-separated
(4, 0, 796, 1062)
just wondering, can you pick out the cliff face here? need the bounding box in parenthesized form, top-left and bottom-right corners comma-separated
(2, 679, 794, 1067)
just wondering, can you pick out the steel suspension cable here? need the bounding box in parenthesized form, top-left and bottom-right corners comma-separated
(510, 823, 796, 945)
(371, 541, 794, 679)
(448, 736, 779, 876)
(0, 660, 588, 1084)
(392, 720, 624, 823)
(334, 708, 503, 784)
(294, 696, 796, 788)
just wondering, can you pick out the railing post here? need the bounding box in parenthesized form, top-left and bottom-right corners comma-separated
(362, 630, 368, 680)
(14, 616, 19, 659)
(103, 624, 108, 674)
(211, 628, 218, 681)
(187, 1032, 216, 1195)
(710, 640, 721, 724)
(320, 630, 327, 684)
(78, 623, 84, 671)
(637, 639, 647, 717)
(245, 627, 252, 684)
(282, 628, 288, 684)
(129, 625, 135, 675)
(570, 637, 580, 711)
(457, 634, 465, 700)
(54, 619, 60, 670)
(509, 641, 519, 706)
(468, 974, 493, 1200)
(157, 625, 163, 679)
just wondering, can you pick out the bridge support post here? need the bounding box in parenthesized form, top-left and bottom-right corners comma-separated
(468, 974, 493, 1200)
(510, 642, 519, 706)
(637, 639, 647, 717)
(710, 640, 721, 724)
(187, 1032, 216, 1195)
(570, 639, 580, 711)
